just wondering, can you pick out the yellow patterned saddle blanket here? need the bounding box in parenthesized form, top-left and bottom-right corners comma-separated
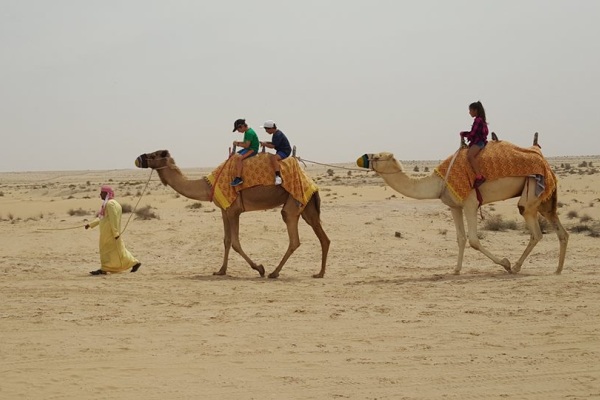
(434, 141, 556, 202)
(206, 154, 318, 210)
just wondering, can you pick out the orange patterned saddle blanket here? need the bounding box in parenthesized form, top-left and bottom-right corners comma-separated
(206, 154, 318, 210)
(434, 141, 556, 202)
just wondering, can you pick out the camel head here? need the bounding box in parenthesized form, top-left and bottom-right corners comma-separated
(356, 152, 403, 174)
(135, 150, 173, 169)
(135, 150, 178, 186)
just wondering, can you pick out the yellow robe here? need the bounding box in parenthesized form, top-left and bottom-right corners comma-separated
(88, 199, 139, 273)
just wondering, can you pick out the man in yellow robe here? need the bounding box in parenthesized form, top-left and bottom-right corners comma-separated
(85, 185, 141, 275)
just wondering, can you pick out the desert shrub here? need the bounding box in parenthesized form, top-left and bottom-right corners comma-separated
(135, 205, 159, 220)
(68, 208, 89, 216)
(424, 166, 429, 172)
(589, 226, 600, 238)
(327, 169, 334, 177)
(186, 202, 203, 209)
(569, 224, 590, 233)
(566, 210, 579, 219)
(580, 214, 592, 223)
(569, 221, 600, 237)
(557, 201, 565, 208)
(483, 214, 517, 231)
(578, 161, 588, 168)
(413, 166, 419, 172)
(121, 203, 133, 213)
(0, 191, 4, 197)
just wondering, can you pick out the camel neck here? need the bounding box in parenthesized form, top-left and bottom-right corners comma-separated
(379, 171, 443, 200)
(157, 167, 212, 201)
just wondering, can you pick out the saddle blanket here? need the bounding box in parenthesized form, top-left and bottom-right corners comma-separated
(206, 154, 319, 210)
(434, 141, 556, 202)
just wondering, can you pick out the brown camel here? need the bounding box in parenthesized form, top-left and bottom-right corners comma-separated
(135, 150, 330, 278)
(357, 135, 568, 275)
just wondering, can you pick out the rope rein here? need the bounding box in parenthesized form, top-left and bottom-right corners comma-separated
(118, 168, 155, 236)
(36, 168, 158, 234)
(295, 157, 368, 173)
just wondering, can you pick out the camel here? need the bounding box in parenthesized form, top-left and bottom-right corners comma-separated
(357, 136, 568, 275)
(135, 150, 330, 278)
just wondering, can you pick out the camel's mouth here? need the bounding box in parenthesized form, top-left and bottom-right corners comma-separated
(356, 154, 370, 169)
(135, 154, 148, 169)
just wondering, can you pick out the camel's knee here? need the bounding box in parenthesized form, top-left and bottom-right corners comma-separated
(530, 232, 543, 244)
(231, 242, 243, 253)
(468, 238, 481, 250)
(289, 240, 301, 252)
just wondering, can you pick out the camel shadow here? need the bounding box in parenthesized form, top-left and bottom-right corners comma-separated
(185, 274, 304, 283)
(350, 270, 536, 286)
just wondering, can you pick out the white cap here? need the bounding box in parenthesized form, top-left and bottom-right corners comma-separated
(261, 120, 276, 128)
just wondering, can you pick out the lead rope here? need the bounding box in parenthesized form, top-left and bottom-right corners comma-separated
(119, 168, 154, 236)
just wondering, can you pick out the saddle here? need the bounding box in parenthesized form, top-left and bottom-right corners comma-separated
(206, 154, 318, 210)
(434, 140, 556, 203)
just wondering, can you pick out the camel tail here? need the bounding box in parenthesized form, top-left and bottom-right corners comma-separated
(540, 186, 558, 216)
(312, 191, 322, 217)
(549, 187, 558, 214)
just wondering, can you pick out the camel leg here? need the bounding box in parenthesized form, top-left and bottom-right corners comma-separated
(539, 196, 569, 274)
(224, 208, 266, 277)
(268, 198, 301, 279)
(301, 198, 330, 278)
(511, 210, 542, 273)
(450, 207, 467, 275)
(464, 198, 512, 272)
(512, 178, 559, 273)
(213, 210, 232, 276)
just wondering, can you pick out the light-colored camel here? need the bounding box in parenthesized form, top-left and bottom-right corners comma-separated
(135, 150, 330, 278)
(357, 139, 568, 275)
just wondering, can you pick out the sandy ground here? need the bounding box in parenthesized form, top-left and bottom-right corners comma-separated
(1, 155, 600, 399)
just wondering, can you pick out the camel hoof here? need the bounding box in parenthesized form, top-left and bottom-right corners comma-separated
(252, 264, 265, 277)
(268, 271, 279, 279)
(312, 273, 324, 278)
(500, 258, 511, 272)
(213, 270, 226, 276)
(453, 269, 461, 275)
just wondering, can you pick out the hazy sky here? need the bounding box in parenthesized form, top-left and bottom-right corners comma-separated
(1, 0, 599, 172)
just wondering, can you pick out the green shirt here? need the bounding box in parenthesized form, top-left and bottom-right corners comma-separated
(243, 128, 260, 154)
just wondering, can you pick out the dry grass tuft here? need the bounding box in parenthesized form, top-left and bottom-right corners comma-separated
(482, 214, 518, 231)
(135, 205, 159, 220)
(68, 208, 90, 216)
(186, 202, 203, 210)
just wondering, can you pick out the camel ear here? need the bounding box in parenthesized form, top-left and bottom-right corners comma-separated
(160, 150, 169, 158)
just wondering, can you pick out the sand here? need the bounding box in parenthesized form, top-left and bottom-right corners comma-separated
(1, 156, 600, 399)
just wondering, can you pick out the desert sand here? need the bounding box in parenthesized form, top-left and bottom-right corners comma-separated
(1, 155, 600, 399)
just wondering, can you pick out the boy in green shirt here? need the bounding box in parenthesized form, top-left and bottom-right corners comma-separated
(231, 118, 259, 186)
